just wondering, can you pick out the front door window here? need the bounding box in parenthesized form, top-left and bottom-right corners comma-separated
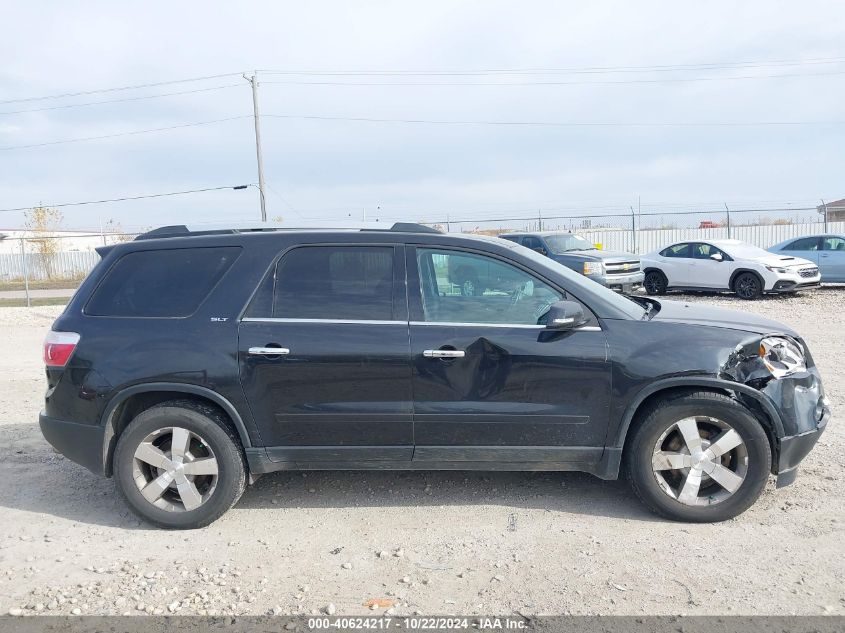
(416, 248, 563, 326)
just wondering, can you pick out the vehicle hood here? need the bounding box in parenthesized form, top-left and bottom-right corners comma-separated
(737, 253, 814, 268)
(650, 299, 797, 335)
(551, 249, 637, 261)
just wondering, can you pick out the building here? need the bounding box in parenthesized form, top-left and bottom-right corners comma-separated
(818, 199, 845, 222)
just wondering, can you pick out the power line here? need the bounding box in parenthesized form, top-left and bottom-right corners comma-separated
(257, 56, 845, 76)
(0, 72, 245, 106)
(0, 115, 251, 151)
(3, 56, 840, 110)
(0, 185, 250, 214)
(260, 69, 845, 87)
(0, 84, 244, 116)
(262, 113, 844, 128)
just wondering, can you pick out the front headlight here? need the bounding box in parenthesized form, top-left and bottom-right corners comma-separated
(583, 261, 604, 275)
(765, 265, 787, 274)
(759, 336, 806, 378)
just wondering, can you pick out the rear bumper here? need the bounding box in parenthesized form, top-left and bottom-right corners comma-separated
(39, 412, 105, 476)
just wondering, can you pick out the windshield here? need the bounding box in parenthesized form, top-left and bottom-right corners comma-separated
(543, 234, 597, 254)
(721, 242, 779, 260)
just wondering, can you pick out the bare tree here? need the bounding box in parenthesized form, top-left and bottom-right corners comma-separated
(103, 218, 133, 244)
(24, 206, 63, 280)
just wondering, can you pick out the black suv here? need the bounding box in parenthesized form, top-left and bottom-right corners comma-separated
(40, 223, 829, 529)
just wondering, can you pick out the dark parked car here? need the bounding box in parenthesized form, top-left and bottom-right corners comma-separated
(499, 231, 644, 292)
(40, 222, 829, 528)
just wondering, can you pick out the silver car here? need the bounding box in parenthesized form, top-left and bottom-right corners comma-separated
(768, 234, 845, 283)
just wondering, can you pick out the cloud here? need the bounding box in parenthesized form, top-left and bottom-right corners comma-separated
(0, 0, 843, 230)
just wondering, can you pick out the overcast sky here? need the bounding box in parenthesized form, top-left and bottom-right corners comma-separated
(1, 1, 844, 233)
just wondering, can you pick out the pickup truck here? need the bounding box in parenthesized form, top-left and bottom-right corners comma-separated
(498, 231, 644, 293)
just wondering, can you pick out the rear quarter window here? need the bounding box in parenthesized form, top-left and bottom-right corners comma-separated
(85, 246, 241, 317)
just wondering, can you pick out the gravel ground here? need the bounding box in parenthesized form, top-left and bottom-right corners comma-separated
(0, 290, 842, 617)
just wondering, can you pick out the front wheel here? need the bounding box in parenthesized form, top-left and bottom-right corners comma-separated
(734, 272, 763, 300)
(626, 391, 771, 522)
(113, 400, 246, 529)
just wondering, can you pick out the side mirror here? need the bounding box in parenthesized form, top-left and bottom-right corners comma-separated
(710, 253, 723, 262)
(544, 300, 588, 330)
(532, 246, 547, 255)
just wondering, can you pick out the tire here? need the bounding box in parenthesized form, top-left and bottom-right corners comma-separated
(113, 400, 247, 529)
(643, 270, 668, 295)
(733, 272, 763, 300)
(625, 391, 771, 522)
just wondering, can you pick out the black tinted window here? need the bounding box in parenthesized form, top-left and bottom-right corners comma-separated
(661, 243, 692, 258)
(86, 247, 240, 317)
(692, 243, 725, 259)
(786, 237, 821, 251)
(521, 236, 545, 252)
(273, 246, 395, 320)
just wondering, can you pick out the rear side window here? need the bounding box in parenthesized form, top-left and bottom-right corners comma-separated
(86, 247, 241, 317)
(271, 246, 395, 320)
(660, 243, 692, 258)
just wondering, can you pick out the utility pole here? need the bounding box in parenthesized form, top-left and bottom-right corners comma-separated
(244, 73, 267, 221)
(724, 203, 732, 238)
(630, 206, 637, 253)
(821, 198, 828, 232)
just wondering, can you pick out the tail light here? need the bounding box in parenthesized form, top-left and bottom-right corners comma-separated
(43, 331, 80, 367)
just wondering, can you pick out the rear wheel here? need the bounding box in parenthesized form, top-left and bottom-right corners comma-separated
(114, 400, 246, 529)
(733, 272, 763, 300)
(643, 270, 668, 295)
(626, 391, 771, 522)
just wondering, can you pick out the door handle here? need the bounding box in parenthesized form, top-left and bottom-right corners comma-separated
(423, 349, 465, 359)
(249, 346, 290, 356)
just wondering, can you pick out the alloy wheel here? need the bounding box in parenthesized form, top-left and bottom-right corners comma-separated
(651, 416, 748, 506)
(132, 427, 219, 512)
(735, 275, 760, 299)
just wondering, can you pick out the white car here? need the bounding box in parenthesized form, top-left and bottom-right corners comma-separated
(641, 239, 821, 300)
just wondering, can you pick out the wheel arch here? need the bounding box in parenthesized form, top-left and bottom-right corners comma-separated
(610, 377, 785, 453)
(100, 383, 252, 477)
(729, 267, 766, 291)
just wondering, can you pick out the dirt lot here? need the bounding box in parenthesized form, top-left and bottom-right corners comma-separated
(0, 290, 842, 617)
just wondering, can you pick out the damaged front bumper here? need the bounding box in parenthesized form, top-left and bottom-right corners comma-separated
(774, 395, 830, 487)
(723, 336, 831, 487)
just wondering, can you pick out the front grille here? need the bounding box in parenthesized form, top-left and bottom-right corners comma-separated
(799, 267, 818, 278)
(605, 260, 640, 275)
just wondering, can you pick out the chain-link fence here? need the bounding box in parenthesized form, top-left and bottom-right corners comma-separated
(2, 206, 843, 306)
(430, 205, 845, 254)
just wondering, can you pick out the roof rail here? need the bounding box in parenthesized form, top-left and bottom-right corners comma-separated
(134, 221, 440, 241)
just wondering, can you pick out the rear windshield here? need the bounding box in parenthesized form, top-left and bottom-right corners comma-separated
(85, 246, 241, 317)
(543, 234, 597, 254)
